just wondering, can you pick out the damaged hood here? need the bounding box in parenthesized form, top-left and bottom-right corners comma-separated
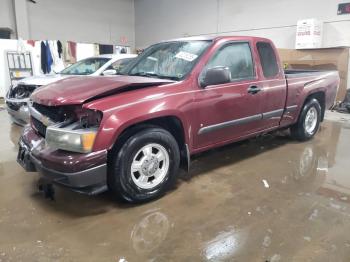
(31, 76, 174, 106)
(18, 74, 71, 86)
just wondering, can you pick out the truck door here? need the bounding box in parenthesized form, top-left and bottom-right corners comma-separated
(255, 41, 287, 129)
(193, 41, 264, 150)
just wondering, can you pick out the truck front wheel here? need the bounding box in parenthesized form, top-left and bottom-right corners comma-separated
(291, 98, 321, 141)
(108, 127, 180, 203)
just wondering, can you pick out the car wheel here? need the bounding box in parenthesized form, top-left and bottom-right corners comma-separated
(291, 98, 321, 141)
(108, 127, 180, 203)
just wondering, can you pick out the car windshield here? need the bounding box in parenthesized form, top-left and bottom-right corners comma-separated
(60, 57, 110, 75)
(120, 40, 212, 80)
(107, 58, 135, 74)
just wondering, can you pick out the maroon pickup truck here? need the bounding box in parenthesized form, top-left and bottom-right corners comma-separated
(18, 36, 339, 202)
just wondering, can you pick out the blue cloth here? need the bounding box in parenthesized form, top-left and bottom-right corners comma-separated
(40, 41, 48, 73)
(45, 41, 53, 73)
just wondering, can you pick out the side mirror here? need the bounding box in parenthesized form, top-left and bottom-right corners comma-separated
(200, 66, 231, 88)
(102, 69, 117, 76)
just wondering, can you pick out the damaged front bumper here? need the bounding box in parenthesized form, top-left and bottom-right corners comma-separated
(5, 84, 40, 125)
(5, 97, 30, 126)
(18, 126, 108, 195)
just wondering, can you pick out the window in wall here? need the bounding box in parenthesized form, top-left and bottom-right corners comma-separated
(257, 42, 279, 78)
(205, 42, 254, 81)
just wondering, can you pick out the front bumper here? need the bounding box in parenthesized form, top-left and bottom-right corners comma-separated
(18, 126, 108, 195)
(5, 97, 30, 126)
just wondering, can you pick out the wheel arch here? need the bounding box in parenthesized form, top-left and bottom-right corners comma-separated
(107, 114, 190, 172)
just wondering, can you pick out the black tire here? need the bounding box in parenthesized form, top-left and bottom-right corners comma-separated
(290, 98, 321, 141)
(108, 127, 180, 203)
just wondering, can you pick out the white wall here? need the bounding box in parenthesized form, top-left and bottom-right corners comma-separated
(0, 0, 16, 38)
(135, 0, 350, 49)
(135, 0, 217, 48)
(0, 0, 135, 48)
(0, 0, 135, 97)
(27, 0, 135, 48)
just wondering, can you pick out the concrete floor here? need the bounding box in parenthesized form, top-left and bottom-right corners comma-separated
(1, 109, 350, 262)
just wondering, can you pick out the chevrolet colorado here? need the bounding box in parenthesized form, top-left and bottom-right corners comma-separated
(17, 36, 339, 203)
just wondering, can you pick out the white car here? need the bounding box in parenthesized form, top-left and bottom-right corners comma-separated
(5, 54, 137, 125)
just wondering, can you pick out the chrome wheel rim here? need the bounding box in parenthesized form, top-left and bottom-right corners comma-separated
(304, 107, 318, 134)
(131, 143, 170, 190)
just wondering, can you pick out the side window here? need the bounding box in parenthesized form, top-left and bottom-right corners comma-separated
(257, 42, 279, 78)
(205, 42, 254, 81)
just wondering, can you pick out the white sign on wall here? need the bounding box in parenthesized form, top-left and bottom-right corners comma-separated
(295, 19, 323, 49)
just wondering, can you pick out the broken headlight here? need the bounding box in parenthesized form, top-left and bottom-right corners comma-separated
(45, 109, 102, 153)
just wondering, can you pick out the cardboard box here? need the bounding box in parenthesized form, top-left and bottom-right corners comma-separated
(295, 19, 323, 49)
(278, 48, 350, 101)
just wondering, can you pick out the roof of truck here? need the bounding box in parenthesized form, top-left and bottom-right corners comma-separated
(164, 35, 271, 43)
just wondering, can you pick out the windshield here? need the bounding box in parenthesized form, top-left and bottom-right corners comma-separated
(107, 58, 135, 74)
(60, 57, 110, 75)
(120, 40, 212, 80)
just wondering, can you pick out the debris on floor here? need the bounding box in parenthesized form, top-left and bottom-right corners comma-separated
(270, 254, 281, 262)
(340, 196, 348, 201)
(330, 202, 342, 210)
(262, 179, 270, 188)
(309, 209, 319, 221)
(262, 235, 272, 248)
(303, 236, 311, 242)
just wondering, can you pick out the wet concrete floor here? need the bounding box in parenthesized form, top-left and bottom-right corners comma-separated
(1, 110, 350, 261)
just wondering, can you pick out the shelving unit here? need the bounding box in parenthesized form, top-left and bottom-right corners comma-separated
(6, 51, 33, 86)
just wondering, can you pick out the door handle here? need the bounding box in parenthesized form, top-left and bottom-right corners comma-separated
(247, 85, 262, 94)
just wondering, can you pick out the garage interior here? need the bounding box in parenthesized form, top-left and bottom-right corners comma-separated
(1, 0, 350, 261)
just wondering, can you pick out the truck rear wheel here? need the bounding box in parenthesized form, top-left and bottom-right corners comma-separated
(108, 127, 180, 203)
(291, 98, 321, 141)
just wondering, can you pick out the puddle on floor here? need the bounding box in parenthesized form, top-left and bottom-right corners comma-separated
(1, 111, 350, 261)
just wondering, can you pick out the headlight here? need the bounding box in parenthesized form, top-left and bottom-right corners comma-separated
(46, 124, 98, 153)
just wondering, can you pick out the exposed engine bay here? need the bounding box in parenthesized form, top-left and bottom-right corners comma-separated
(30, 102, 102, 137)
(7, 84, 38, 99)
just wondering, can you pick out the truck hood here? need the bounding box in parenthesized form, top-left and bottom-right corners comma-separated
(18, 74, 70, 86)
(31, 76, 174, 106)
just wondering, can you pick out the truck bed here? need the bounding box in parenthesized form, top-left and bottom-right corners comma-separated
(284, 69, 337, 76)
(283, 69, 339, 121)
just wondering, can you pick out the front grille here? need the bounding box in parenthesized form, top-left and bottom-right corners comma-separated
(33, 103, 63, 122)
(31, 117, 47, 137)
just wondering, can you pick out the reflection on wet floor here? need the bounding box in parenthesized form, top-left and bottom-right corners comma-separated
(1, 111, 350, 261)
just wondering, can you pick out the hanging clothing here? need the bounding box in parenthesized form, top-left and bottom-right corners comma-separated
(17, 38, 26, 53)
(57, 40, 62, 58)
(68, 41, 77, 62)
(99, 44, 114, 54)
(40, 41, 48, 74)
(64, 41, 77, 64)
(45, 41, 53, 73)
(27, 40, 35, 47)
(93, 44, 100, 56)
(49, 40, 65, 72)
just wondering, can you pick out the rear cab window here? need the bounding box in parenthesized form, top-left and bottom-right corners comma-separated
(256, 42, 279, 78)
